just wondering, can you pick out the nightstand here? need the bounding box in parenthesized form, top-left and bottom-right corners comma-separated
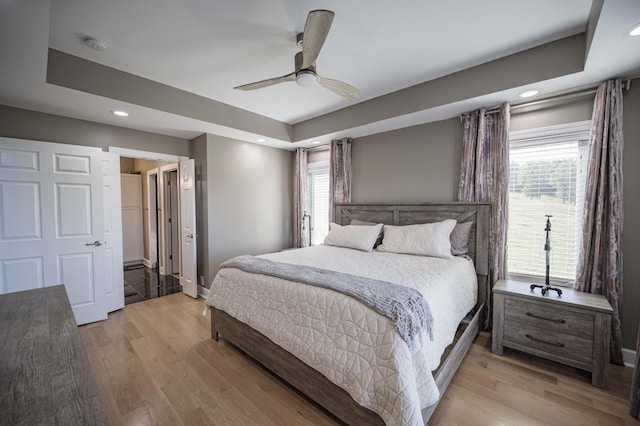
(492, 279, 613, 388)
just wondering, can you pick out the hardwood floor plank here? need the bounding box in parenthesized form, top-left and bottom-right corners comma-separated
(178, 353, 249, 425)
(79, 294, 639, 426)
(161, 380, 200, 419)
(431, 383, 547, 426)
(454, 367, 596, 425)
(543, 390, 625, 425)
(184, 407, 216, 425)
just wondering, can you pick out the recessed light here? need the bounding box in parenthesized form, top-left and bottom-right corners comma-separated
(256, 138, 266, 142)
(630, 24, 640, 37)
(312, 140, 321, 145)
(111, 110, 129, 117)
(520, 90, 539, 98)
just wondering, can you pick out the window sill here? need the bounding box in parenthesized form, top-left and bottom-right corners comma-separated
(507, 272, 574, 288)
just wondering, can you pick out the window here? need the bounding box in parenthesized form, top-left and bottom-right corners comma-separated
(508, 121, 591, 284)
(307, 160, 330, 245)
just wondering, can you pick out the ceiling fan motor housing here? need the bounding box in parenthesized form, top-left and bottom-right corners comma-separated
(294, 52, 318, 86)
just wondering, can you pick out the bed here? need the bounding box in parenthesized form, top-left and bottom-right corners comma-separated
(207, 202, 490, 425)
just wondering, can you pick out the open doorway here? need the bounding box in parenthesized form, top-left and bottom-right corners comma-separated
(112, 147, 198, 303)
(120, 157, 182, 304)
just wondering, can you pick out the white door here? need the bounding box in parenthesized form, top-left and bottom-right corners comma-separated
(0, 137, 107, 324)
(102, 152, 124, 312)
(120, 174, 144, 263)
(168, 171, 180, 274)
(145, 169, 159, 268)
(179, 159, 197, 298)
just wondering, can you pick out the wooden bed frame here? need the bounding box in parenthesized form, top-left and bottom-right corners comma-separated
(211, 202, 490, 425)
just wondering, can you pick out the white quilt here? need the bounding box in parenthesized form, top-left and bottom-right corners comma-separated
(206, 245, 477, 426)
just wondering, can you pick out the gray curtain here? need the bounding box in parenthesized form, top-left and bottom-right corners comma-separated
(631, 322, 640, 419)
(329, 138, 352, 223)
(575, 79, 624, 365)
(293, 148, 309, 248)
(457, 103, 510, 330)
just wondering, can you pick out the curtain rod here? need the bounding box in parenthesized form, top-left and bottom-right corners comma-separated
(461, 78, 634, 120)
(304, 144, 330, 152)
(509, 87, 598, 113)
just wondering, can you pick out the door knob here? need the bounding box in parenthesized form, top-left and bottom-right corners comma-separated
(85, 240, 102, 246)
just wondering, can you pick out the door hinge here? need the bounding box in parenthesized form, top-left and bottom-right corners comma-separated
(169, 255, 173, 260)
(168, 217, 172, 223)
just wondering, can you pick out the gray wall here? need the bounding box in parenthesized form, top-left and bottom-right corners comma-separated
(511, 95, 594, 131)
(308, 148, 329, 164)
(622, 81, 640, 350)
(202, 134, 293, 288)
(191, 134, 209, 290)
(350, 87, 639, 351)
(0, 105, 190, 156)
(352, 118, 463, 202)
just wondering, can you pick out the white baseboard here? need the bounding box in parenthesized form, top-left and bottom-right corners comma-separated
(197, 285, 210, 300)
(142, 258, 156, 268)
(622, 347, 637, 368)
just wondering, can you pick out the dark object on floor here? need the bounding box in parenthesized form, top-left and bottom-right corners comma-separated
(124, 266, 182, 305)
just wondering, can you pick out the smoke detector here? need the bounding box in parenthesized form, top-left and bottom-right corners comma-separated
(82, 36, 107, 51)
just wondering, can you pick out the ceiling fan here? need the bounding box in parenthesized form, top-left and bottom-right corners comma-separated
(234, 10, 359, 100)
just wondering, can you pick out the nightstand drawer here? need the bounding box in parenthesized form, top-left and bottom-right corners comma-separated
(504, 322, 593, 365)
(504, 298, 594, 339)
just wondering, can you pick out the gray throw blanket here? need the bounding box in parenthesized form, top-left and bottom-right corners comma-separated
(219, 255, 433, 347)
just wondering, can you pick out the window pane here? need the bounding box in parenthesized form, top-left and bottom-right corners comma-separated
(508, 123, 590, 282)
(307, 162, 329, 245)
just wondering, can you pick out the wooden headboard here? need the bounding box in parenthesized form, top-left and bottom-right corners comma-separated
(334, 202, 490, 312)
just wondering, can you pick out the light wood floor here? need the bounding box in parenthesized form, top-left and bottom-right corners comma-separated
(79, 294, 639, 426)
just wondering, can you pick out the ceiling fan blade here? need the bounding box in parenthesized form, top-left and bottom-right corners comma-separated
(317, 76, 360, 100)
(301, 10, 334, 69)
(234, 72, 296, 91)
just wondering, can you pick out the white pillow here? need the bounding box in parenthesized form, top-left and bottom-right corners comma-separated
(323, 222, 384, 252)
(376, 219, 457, 258)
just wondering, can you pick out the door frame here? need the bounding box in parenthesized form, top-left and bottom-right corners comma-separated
(108, 148, 193, 298)
(158, 163, 179, 276)
(108, 147, 187, 165)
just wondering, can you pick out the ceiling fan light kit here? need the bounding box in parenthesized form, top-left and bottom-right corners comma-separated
(234, 9, 359, 100)
(296, 70, 318, 87)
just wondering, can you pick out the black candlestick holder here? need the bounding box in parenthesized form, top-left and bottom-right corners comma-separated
(530, 215, 562, 297)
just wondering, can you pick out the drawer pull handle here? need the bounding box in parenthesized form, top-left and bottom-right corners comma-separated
(525, 334, 565, 347)
(526, 312, 566, 323)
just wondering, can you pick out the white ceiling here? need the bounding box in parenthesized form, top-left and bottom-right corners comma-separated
(1, 0, 640, 148)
